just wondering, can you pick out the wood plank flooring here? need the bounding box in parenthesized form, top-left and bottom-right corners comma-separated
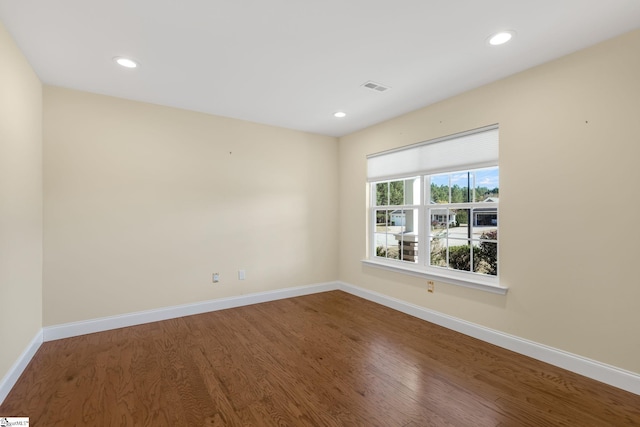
(1, 290, 639, 426)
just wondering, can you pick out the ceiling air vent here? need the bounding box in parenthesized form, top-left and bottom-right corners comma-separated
(362, 81, 391, 92)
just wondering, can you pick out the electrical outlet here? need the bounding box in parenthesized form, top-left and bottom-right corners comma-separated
(427, 281, 435, 293)
(212, 273, 220, 283)
(238, 269, 246, 280)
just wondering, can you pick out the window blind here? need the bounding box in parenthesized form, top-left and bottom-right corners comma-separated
(367, 125, 498, 181)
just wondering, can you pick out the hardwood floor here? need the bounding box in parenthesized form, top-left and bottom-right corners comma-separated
(1, 290, 639, 426)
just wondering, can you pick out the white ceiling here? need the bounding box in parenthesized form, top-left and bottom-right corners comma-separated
(1, 1, 640, 137)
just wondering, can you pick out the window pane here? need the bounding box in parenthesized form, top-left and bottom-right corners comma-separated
(474, 167, 499, 202)
(396, 209, 418, 263)
(430, 237, 447, 267)
(389, 180, 404, 205)
(453, 208, 468, 227)
(451, 172, 471, 203)
(429, 207, 454, 234)
(447, 239, 474, 272)
(475, 226, 498, 275)
(403, 177, 420, 205)
(376, 182, 389, 206)
(430, 174, 449, 203)
(374, 209, 389, 256)
(375, 209, 390, 227)
(478, 227, 498, 242)
(477, 241, 498, 275)
(447, 209, 469, 239)
(472, 208, 498, 229)
(389, 209, 404, 228)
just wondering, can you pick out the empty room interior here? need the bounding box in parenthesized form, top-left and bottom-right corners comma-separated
(1, 1, 640, 425)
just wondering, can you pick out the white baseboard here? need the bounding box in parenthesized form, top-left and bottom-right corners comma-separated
(0, 329, 43, 405)
(43, 281, 340, 342)
(337, 281, 640, 396)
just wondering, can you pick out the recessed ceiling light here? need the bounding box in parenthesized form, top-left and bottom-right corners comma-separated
(334, 112, 346, 118)
(114, 57, 139, 68)
(488, 31, 515, 46)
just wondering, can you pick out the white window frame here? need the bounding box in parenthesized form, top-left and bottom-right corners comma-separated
(363, 125, 507, 295)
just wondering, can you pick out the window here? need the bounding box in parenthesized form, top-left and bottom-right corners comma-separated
(365, 125, 504, 293)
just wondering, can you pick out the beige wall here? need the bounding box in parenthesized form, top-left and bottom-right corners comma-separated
(339, 29, 640, 373)
(0, 23, 43, 380)
(43, 87, 338, 326)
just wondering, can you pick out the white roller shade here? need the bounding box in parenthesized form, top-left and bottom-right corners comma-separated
(367, 125, 498, 181)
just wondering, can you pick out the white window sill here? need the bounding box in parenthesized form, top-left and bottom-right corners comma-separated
(361, 259, 508, 295)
